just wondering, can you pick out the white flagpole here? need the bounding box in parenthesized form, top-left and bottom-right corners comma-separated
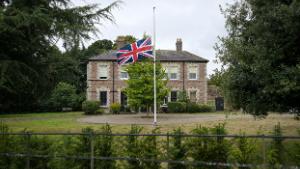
(153, 6, 157, 126)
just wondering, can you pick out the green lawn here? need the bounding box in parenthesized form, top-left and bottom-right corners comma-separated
(0, 111, 299, 135)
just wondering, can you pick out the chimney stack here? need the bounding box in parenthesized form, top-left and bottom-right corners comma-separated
(176, 38, 182, 52)
(115, 36, 126, 49)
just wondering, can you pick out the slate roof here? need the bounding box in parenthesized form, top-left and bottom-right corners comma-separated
(89, 50, 209, 63)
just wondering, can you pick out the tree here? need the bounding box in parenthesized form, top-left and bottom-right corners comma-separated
(49, 82, 79, 111)
(0, 0, 120, 112)
(84, 39, 114, 57)
(125, 59, 169, 112)
(216, 0, 300, 116)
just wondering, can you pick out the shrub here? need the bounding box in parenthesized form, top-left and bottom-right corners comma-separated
(186, 103, 213, 113)
(82, 101, 100, 115)
(49, 82, 79, 111)
(198, 104, 213, 112)
(169, 128, 187, 169)
(110, 103, 121, 114)
(167, 102, 186, 113)
(95, 108, 104, 115)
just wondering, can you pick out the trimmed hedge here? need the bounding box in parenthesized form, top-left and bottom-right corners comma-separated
(167, 102, 213, 113)
(167, 102, 186, 113)
(82, 100, 101, 115)
(187, 103, 213, 113)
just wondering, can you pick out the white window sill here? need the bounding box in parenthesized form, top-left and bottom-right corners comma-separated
(98, 78, 109, 80)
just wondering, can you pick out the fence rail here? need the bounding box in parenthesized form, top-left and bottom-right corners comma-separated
(1, 132, 300, 139)
(0, 131, 299, 169)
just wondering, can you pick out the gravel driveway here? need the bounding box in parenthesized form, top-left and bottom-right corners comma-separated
(78, 113, 253, 125)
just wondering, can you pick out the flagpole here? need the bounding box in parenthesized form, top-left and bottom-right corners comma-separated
(153, 6, 157, 126)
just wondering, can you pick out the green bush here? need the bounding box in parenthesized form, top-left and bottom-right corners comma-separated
(82, 100, 100, 115)
(167, 102, 186, 113)
(110, 103, 121, 114)
(49, 82, 79, 111)
(189, 103, 213, 113)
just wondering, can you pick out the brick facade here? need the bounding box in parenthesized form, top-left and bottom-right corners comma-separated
(87, 60, 208, 107)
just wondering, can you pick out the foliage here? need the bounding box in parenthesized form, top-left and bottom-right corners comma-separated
(82, 100, 100, 115)
(229, 133, 257, 168)
(110, 103, 121, 114)
(167, 102, 186, 113)
(167, 102, 213, 113)
(0, 123, 300, 168)
(268, 123, 284, 167)
(0, 0, 120, 113)
(177, 90, 189, 103)
(49, 82, 79, 111)
(95, 124, 116, 169)
(208, 69, 224, 88)
(189, 124, 231, 169)
(125, 59, 169, 111)
(85, 39, 114, 57)
(168, 128, 187, 169)
(187, 103, 214, 113)
(114, 35, 137, 49)
(216, 0, 300, 116)
(125, 125, 143, 169)
(140, 128, 161, 169)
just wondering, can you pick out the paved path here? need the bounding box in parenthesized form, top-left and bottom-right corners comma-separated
(78, 113, 254, 125)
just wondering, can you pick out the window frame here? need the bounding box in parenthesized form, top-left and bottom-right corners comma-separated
(119, 66, 129, 80)
(99, 91, 108, 106)
(170, 91, 178, 102)
(167, 65, 179, 80)
(189, 90, 197, 102)
(98, 64, 109, 80)
(188, 65, 198, 80)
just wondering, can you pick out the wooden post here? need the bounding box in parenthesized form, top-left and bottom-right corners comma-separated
(26, 132, 31, 169)
(262, 136, 266, 169)
(167, 132, 170, 169)
(90, 133, 94, 169)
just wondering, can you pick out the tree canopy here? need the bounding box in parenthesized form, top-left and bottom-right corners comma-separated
(216, 0, 300, 116)
(124, 59, 169, 112)
(0, 0, 120, 112)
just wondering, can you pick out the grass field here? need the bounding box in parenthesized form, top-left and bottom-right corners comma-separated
(0, 111, 299, 135)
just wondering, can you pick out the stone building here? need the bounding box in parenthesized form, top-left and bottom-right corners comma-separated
(86, 38, 208, 108)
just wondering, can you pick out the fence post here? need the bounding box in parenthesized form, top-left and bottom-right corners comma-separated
(262, 135, 266, 169)
(90, 132, 94, 169)
(26, 132, 31, 169)
(167, 132, 170, 169)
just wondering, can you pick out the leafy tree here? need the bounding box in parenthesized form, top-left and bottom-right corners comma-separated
(0, 0, 120, 112)
(49, 82, 79, 110)
(85, 39, 114, 57)
(216, 0, 300, 116)
(125, 59, 169, 112)
(113, 35, 137, 49)
(208, 69, 224, 88)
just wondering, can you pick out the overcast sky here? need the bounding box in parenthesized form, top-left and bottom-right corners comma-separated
(72, 0, 234, 75)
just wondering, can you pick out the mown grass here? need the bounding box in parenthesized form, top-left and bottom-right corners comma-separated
(0, 111, 299, 135)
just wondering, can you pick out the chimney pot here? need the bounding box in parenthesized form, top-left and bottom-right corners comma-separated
(176, 38, 182, 52)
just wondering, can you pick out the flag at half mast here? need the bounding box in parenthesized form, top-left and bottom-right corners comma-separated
(116, 37, 153, 65)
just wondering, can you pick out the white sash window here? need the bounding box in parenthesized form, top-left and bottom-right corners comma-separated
(98, 64, 109, 80)
(188, 65, 198, 80)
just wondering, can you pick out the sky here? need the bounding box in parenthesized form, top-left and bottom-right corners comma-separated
(72, 0, 234, 75)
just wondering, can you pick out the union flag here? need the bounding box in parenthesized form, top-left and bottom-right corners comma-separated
(116, 38, 153, 65)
